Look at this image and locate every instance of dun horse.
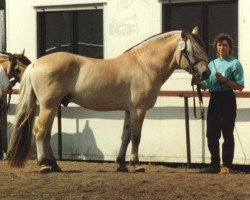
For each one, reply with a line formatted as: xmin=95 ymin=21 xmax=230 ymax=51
xmin=0 ymin=51 xmax=31 ymax=110
xmin=0 ymin=50 xmax=31 ymax=85
xmin=8 ymin=27 xmax=210 ymax=173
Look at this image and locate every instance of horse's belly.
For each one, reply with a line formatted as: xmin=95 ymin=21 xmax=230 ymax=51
xmin=73 ymin=93 xmax=128 ymax=111
xmin=77 ymin=101 xmax=127 ymax=111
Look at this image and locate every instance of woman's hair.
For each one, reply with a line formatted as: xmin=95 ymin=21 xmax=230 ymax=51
xmin=213 ymin=33 xmax=234 ymax=55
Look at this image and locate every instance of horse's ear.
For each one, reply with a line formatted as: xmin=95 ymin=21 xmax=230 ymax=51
xmin=181 ymin=30 xmax=188 ymax=41
xmin=21 ymin=49 xmax=25 ymax=55
xmin=192 ymin=26 xmax=199 ymax=35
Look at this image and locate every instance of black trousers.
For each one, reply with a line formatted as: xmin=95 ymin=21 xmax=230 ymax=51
xmin=207 ymin=90 xmax=236 ymax=168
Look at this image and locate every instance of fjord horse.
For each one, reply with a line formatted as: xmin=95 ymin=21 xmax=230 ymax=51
xmin=0 ymin=50 xmax=31 ymax=85
xmin=0 ymin=51 xmax=31 ymax=109
xmin=8 ymin=27 xmax=210 ymax=173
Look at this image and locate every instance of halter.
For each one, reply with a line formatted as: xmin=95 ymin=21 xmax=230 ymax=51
xmin=178 ymin=38 xmax=205 ymax=120
xmin=178 ymin=39 xmax=204 ymax=77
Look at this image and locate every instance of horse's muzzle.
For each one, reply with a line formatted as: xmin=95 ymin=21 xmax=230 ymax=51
xmin=200 ymin=68 xmax=211 ymax=81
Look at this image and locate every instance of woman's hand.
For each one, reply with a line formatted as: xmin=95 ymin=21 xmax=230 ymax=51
xmin=215 ymin=72 xmax=228 ymax=83
xmin=7 ymin=80 xmax=17 ymax=89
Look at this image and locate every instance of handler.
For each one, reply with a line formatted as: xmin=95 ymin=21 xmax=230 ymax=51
xmin=0 ymin=63 xmax=9 ymax=159
xmin=200 ymin=33 xmax=244 ymax=174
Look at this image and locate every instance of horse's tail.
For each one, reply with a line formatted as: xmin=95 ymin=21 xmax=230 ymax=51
xmin=7 ymin=64 xmax=37 ymax=167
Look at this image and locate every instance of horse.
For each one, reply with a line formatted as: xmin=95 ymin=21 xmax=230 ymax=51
xmin=0 ymin=50 xmax=31 ymax=84
xmin=0 ymin=50 xmax=31 ymax=110
xmin=7 ymin=27 xmax=210 ymax=173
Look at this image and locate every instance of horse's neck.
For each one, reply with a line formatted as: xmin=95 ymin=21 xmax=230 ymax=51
xmin=0 ymin=57 xmax=9 ymax=63
xmin=129 ymin=37 xmax=179 ymax=84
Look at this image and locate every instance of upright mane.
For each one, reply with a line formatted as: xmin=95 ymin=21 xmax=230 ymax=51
xmin=13 ymin=54 xmax=32 ymax=66
xmin=125 ymin=30 xmax=208 ymax=64
xmin=0 ymin=52 xmax=31 ymax=67
xmin=125 ymin=31 xmax=181 ymax=52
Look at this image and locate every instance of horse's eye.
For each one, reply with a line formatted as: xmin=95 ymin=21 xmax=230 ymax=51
xmin=14 ymin=68 xmax=20 ymax=73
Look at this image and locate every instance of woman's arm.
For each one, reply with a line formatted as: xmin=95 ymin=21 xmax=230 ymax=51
xmin=216 ymin=72 xmax=244 ymax=91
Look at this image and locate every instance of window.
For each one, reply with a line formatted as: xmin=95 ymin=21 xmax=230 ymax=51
xmin=37 ymin=8 xmax=103 ymax=58
xmin=0 ymin=0 xmax=5 ymax=10
xmin=162 ymin=0 xmax=238 ymax=60
xmin=0 ymin=0 xmax=5 ymax=51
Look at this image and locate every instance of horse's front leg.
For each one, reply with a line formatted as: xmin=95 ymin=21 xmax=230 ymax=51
xmin=34 ymin=107 xmax=61 ymax=173
xmin=129 ymin=109 xmax=146 ymax=172
xmin=116 ymin=111 xmax=131 ymax=172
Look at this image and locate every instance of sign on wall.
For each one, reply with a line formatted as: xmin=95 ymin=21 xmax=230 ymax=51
xmin=109 ymin=0 xmax=151 ymax=36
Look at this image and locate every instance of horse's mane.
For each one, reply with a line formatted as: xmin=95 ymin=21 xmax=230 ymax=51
xmin=188 ymin=33 xmax=208 ymax=62
xmin=13 ymin=54 xmax=32 ymax=66
xmin=0 ymin=52 xmax=31 ymax=67
xmin=125 ymin=31 xmax=181 ymax=52
xmin=125 ymin=30 xmax=208 ymax=63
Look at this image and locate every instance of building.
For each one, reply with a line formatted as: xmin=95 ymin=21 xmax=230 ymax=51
xmin=4 ymin=0 xmax=250 ymax=165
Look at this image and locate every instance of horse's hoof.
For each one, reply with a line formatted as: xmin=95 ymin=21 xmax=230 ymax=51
xmin=117 ymin=165 xmax=129 ymax=172
xmin=134 ymin=166 xmax=145 ymax=173
xmin=51 ymin=165 xmax=62 ymax=172
xmin=39 ymin=166 xmax=52 ymax=174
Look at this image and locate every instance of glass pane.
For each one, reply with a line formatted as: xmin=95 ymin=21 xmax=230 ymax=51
xmin=77 ymin=10 xmax=103 ymax=58
xmin=44 ymin=11 xmax=73 ymax=55
xmin=163 ymin=4 xmax=203 ymax=37
xmin=207 ymin=2 xmax=238 ymax=60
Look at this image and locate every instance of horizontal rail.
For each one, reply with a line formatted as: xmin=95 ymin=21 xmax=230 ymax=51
xmin=158 ymin=90 xmax=250 ymax=98
xmin=2 ymin=89 xmax=19 ymax=95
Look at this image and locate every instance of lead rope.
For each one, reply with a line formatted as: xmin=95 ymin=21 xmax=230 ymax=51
xmin=234 ymin=125 xmax=246 ymax=165
xmin=6 ymin=87 xmax=12 ymax=112
xmin=191 ymin=76 xmax=204 ymax=120
xmin=178 ymin=40 xmax=204 ymax=120
xmin=6 ymin=78 xmax=18 ymax=112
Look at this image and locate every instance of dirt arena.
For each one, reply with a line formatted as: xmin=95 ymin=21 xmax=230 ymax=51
xmin=0 ymin=160 xmax=250 ymax=200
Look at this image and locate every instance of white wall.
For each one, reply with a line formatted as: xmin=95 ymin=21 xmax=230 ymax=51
xmin=5 ymin=0 xmax=250 ymax=165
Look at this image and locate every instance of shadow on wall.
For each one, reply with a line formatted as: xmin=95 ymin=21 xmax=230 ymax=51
xmin=59 ymin=106 xmax=250 ymax=122
xmin=48 ymin=120 xmax=104 ymax=160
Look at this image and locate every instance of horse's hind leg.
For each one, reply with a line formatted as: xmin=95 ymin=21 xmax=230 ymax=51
xmin=116 ymin=111 xmax=131 ymax=172
xmin=34 ymin=106 xmax=60 ymax=173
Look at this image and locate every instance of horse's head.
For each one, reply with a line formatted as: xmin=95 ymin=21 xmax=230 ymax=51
xmin=3 ymin=49 xmax=31 ymax=82
xmin=176 ymin=27 xmax=210 ymax=81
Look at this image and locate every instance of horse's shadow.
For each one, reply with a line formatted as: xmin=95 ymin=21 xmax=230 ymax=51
xmin=30 ymin=120 xmax=104 ymax=161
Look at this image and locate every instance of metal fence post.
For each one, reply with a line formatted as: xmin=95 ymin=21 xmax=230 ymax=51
xmin=57 ymin=106 xmax=62 ymax=160
xmin=184 ymin=97 xmax=191 ymax=168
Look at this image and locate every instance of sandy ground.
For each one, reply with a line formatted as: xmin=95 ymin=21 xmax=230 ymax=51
xmin=0 ymin=160 xmax=250 ymax=200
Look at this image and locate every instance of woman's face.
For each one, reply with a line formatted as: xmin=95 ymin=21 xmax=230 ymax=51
xmin=216 ymin=39 xmax=231 ymax=58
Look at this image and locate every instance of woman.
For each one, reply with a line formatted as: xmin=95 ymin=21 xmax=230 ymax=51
xmin=0 ymin=64 xmax=10 ymax=159
xmin=0 ymin=61 xmax=16 ymax=159
xmin=201 ymin=33 xmax=244 ymax=174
